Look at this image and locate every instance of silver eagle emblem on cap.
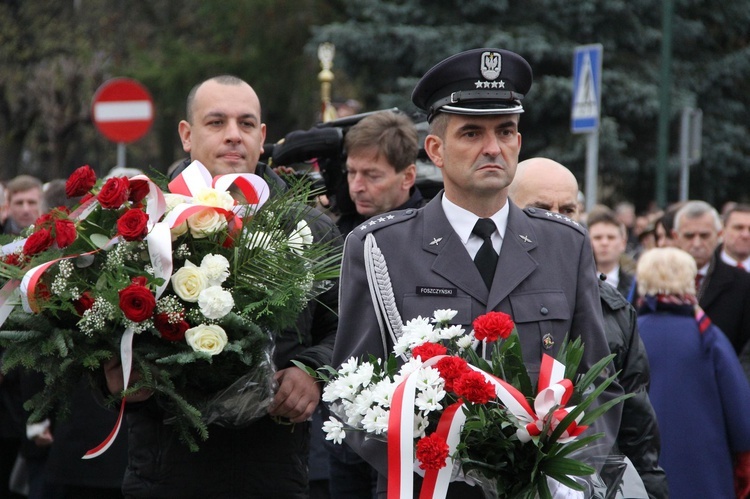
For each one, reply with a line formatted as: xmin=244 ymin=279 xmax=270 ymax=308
xmin=480 ymin=52 xmax=501 ymax=80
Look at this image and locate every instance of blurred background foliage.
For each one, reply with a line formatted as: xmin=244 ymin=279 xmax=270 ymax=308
xmin=1 ymin=0 xmax=748 ymax=211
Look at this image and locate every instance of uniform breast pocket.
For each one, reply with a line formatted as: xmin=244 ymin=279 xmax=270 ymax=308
xmin=401 ymin=293 xmax=473 ymax=327
xmin=508 ymin=290 xmax=571 ymax=362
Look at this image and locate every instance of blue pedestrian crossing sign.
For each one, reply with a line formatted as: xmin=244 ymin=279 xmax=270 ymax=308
xmin=571 ymin=44 xmax=603 ymax=133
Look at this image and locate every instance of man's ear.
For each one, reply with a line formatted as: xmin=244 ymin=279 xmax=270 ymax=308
xmin=178 ymin=120 xmax=192 ymax=153
xmin=424 ymin=134 xmax=444 ymax=169
xmin=402 ymin=164 xmax=417 ymax=189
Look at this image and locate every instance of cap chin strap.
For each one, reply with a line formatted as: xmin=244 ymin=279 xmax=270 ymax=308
xmin=428 ymin=102 xmax=524 ymax=122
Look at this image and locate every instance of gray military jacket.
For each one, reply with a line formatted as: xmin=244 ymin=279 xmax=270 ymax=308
xmin=333 ymin=193 xmax=623 ymax=495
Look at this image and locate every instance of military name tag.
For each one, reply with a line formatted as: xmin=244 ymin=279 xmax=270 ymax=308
xmin=416 ymin=286 xmax=457 ymax=297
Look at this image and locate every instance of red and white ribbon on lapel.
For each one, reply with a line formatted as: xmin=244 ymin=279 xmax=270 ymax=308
xmin=386 ymin=353 xmax=585 ymax=499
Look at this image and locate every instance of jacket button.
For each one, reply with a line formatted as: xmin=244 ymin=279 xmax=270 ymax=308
xmin=540 ymin=306 xmax=549 ymax=315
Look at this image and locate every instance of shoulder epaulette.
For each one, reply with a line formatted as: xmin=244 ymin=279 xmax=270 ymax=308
xmin=350 ymin=208 xmax=419 ymax=239
xmin=523 ymin=207 xmax=586 ymax=233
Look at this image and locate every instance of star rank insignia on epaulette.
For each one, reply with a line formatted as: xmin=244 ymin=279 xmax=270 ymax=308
xmin=353 ymin=208 xmax=419 ymax=238
xmin=523 ymin=207 xmax=584 ymax=232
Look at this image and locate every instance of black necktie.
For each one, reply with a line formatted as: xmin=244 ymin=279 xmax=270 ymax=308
xmin=472 ymin=218 xmax=498 ymax=289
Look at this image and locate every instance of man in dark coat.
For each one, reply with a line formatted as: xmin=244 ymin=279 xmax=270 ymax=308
xmin=673 ymin=200 xmax=750 ymax=376
xmin=104 ymin=75 xmax=342 ymax=498
xmin=333 ymin=48 xmax=622 ymax=498
xmin=510 ymin=157 xmax=667 ymax=498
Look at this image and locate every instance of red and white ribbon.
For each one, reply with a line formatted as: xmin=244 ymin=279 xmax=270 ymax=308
xmin=386 ymin=353 xmax=585 ymax=499
xmin=83 ymin=327 xmax=135 ymax=459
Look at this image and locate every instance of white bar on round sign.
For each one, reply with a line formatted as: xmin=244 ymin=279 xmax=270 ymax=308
xmin=94 ymin=101 xmax=153 ymax=122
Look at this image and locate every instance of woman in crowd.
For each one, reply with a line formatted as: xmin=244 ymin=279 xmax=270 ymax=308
xmin=636 ymin=247 xmax=750 ymax=498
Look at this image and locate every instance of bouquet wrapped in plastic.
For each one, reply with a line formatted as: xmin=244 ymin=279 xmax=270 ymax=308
xmin=0 ymin=161 xmax=340 ymax=453
xmin=304 ymin=309 xmax=629 ymax=499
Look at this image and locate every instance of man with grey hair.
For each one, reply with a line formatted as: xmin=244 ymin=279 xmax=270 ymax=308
xmin=673 ymin=200 xmax=750 ymax=367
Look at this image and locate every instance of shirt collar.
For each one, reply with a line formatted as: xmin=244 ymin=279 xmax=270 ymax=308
xmin=441 ymin=194 xmax=509 ymax=244
xmin=721 ymin=249 xmax=750 ymax=269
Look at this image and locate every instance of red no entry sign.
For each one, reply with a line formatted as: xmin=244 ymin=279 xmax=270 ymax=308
xmin=92 ymin=78 xmax=154 ymax=143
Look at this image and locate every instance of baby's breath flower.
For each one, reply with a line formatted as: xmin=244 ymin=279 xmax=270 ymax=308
xmin=175 ymin=244 xmax=191 ymax=259
xmin=79 ymin=298 xmax=117 ymax=336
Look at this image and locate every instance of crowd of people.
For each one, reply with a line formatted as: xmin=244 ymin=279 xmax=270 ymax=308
xmin=1 ymin=46 xmax=750 ymax=499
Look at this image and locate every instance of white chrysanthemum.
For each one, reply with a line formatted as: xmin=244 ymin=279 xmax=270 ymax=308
xmin=349 ymin=362 xmax=375 ymax=388
xmin=339 ymin=357 xmax=360 ymax=376
xmin=414 ymin=385 xmax=446 ymax=413
xmin=414 ymin=413 xmax=430 ymax=439
xmin=200 ymin=254 xmax=230 ymax=286
xmin=456 ymin=335 xmax=474 ymax=352
xmin=414 ymin=367 xmax=443 ymax=391
xmin=322 ymin=417 xmax=346 ymax=444
xmin=288 ymin=220 xmax=313 ymax=255
xmin=351 ymin=388 xmax=375 ymax=416
xmin=197 ymin=286 xmax=234 ymax=319
xmin=438 ymin=324 xmax=466 ymax=340
xmin=323 ymin=375 xmax=358 ymax=402
xmin=402 ymin=316 xmax=440 ymax=345
xmin=193 ymin=187 xmax=235 ymax=211
xmin=370 ymin=379 xmax=396 ymax=408
xmin=361 ymin=405 xmax=389 ymax=435
xmin=432 ymin=309 xmax=458 ymax=323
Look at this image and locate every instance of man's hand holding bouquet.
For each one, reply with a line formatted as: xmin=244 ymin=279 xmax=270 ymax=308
xmin=0 ymin=161 xmax=340 ymax=454
xmin=302 ymin=310 xmax=628 ymax=499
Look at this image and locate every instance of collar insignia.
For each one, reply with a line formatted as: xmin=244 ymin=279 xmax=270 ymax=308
xmin=430 ymin=237 xmax=443 ymax=246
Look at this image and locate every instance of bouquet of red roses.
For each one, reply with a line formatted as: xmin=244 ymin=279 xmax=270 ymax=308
xmin=0 ymin=162 xmax=340 ymax=453
xmin=307 ymin=310 xmax=626 ymax=499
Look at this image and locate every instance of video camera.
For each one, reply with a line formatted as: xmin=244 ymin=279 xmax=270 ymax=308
xmin=263 ymin=108 xmax=401 ymax=200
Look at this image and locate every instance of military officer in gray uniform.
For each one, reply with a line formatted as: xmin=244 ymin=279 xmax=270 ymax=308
xmin=333 ymin=48 xmax=623 ymax=498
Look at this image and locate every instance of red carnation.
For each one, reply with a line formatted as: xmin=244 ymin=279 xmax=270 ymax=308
xmin=472 ymin=311 xmax=515 ymax=343
xmin=117 ymin=208 xmax=149 ymax=241
xmin=453 ymin=371 xmax=496 ymax=405
xmin=128 ymin=178 xmax=150 ymax=204
xmin=23 ymin=228 xmax=54 ymax=256
xmin=66 ymin=165 xmax=97 ymax=198
xmin=118 ymin=282 xmax=155 ymax=322
xmin=154 ymin=313 xmax=189 ymax=342
xmin=411 ymin=342 xmax=447 ymax=361
xmin=97 ymin=176 xmax=130 ymax=209
xmin=436 ymin=356 xmax=471 ymax=392
xmin=415 ymin=433 xmax=450 ymax=471
xmin=54 ymin=219 xmax=77 ymax=248
xmin=73 ymin=291 xmax=95 ymax=316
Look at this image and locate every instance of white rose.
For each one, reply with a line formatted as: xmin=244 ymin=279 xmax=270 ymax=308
xmin=170 ymin=221 xmax=189 ymax=240
xmin=193 ymin=187 xmax=235 ymax=211
xmin=198 ymin=286 xmax=234 ymax=319
xmin=287 ymin=220 xmax=313 ymax=255
xmin=200 ymin=254 xmax=230 ymax=286
xmin=188 ymin=208 xmax=227 ymax=238
xmin=185 ymin=324 xmax=228 ymax=356
xmin=164 ymin=193 xmax=188 ymax=210
xmin=170 ymin=261 xmax=208 ymax=302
